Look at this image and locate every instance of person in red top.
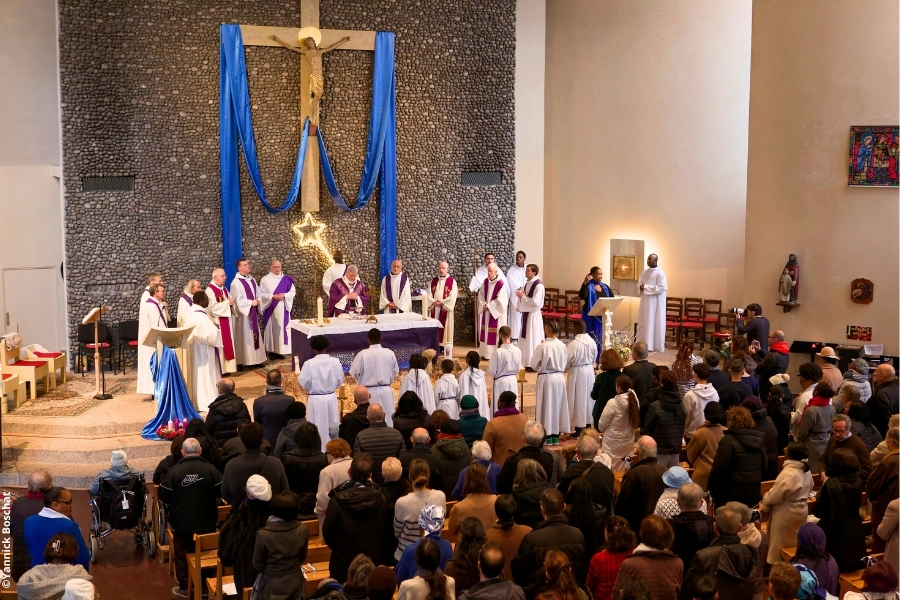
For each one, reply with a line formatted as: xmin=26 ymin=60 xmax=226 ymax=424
xmin=586 ymin=516 xmax=637 ymax=600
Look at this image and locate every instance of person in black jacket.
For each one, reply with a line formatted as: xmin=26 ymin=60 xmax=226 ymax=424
xmin=496 ymin=422 xmax=559 ymax=494
xmin=766 ymin=383 xmax=793 ymax=453
xmin=704 ymin=351 xmax=731 ymax=391
xmin=184 ymin=419 xmax=222 ymax=470
xmin=708 ymin=407 xmax=767 ymax=508
xmin=751 ymin=330 xmax=790 ymax=400
xmin=511 ymin=488 xmax=586 ymax=587
xmin=222 ymin=422 xmax=288 ymax=509
xmin=742 ymin=396 xmax=779 ymax=479
xmin=622 ymin=342 xmax=657 ymax=403
xmin=273 ymin=401 xmax=307 ymax=459
xmin=556 ymin=434 xmax=614 ymax=518
xmin=158 ymin=437 xmax=223 ymax=597
xmin=153 ymin=436 xmax=184 ymax=485
xmin=614 ymin=436 xmax=667 ymax=539
xmin=283 ymin=422 xmax=328 ymax=516
xmin=399 ymin=427 xmax=443 ymax=490
xmin=639 ymin=365 xmax=669 ymax=428
xmin=339 ymin=386 xmax=371 ymax=448
xmin=205 ymin=378 xmax=251 ymax=446
xmin=642 ymin=370 xmax=687 ymax=468
xmin=735 ymin=303 xmax=771 ymax=353
xmin=253 ymin=370 xmax=295 ymax=447
xmin=353 ymin=404 xmax=405 ymax=484
xmin=322 ymin=452 xmax=389 ymax=582
xmin=683 ymin=505 xmax=759 ymax=600
xmin=218 ymin=475 xmax=271 ymax=594
xmin=668 ymin=482 xmax=716 ymax=577
xmin=393 ymin=391 xmax=437 ymax=450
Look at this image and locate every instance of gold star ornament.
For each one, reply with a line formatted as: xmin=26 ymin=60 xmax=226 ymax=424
xmin=291 ymin=212 xmax=334 ymax=264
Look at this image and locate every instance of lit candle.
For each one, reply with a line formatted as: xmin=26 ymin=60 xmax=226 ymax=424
xmin=338 ymin=384 xmax=346 ymax=399
xmin=517 ymin=367 xmax=526 ymax=383
xmin=316 ymin=297 xmax=324 ymax=326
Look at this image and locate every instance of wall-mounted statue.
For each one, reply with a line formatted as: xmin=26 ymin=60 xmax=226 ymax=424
xmin=782 ymin=254 xmax=799 ymax=304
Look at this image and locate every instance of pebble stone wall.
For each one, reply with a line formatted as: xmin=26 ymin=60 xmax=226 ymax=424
xmin=58 ymin=0 xmax=515 ymax=353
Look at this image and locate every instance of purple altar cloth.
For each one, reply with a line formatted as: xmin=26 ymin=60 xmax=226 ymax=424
xmin=291 ymin=324 xmax=440 ymax=372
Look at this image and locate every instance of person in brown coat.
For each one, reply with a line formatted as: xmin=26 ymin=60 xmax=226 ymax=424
xmin=614 ymin=436 xmax=667 ymax=539
xmin=866 ymin=427 xmax=899 ymax=553
xmin=446 ymin=463 xmax=497 ymax=543
xmin=485 ymin=495 xmax=531 ymax=581
xmin=817 ymin=414 xmax=873 ymax=481
xmin=481 ymin=391 xmax=529 ymax=467
xmin=686 ymin=402 xmax=726 ymax=491
xmin=611 ymin=515 xmax=683 ymax=600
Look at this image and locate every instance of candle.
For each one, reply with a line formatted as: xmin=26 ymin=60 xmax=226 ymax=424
xmin=338 ymin=384 xmax=346 ymax=399
xmin=421 ymin=290 xmax=429 ymax=320
xmin=168 ymin=420 xmax=173 ymax=430
xmin=517 ymin=367 xmax=526 ymax=383
xmin=316 ymin=297 xmax=324 ymax=326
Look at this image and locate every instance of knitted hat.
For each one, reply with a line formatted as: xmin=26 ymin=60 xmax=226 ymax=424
xmin=459 ymin=395 xmax=479 ymax=410
xmin=662 ymin=466 xmax=692 ymax=489
xmin=246 ymin=475 xmax=272 ymax=502
xmin=62 ymin=579 xmax=95 ymax=600
xmin=440 ymin=419 xmax=461 ymax=435
xmin=418 ymin=503 xmax=445 ymax=534
xmin=851 ymin=358 xmax=870 ymax=376
xmin=741 ymin=396 xmax=763 ymax=411
xmin=111 ymin=450 xmax=128 ymax=467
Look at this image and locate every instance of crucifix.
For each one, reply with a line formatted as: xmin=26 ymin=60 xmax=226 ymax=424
xmin=239 ymin=0 xmax=376 ymax=212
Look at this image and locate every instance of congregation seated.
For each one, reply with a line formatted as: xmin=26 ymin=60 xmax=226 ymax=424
xmin=393 ymin=391 xmax=437 ymax=450
xmin=273 ymin=401 xmax=307 ymax=458
xmin=11 ymin=469 xmax=53 ymax=581
xmin=282 ymin=421 xmax=328 ymax=511
xmin=89 ymin=450 xmax=136 ymax=496
xmin=218 ymin=475 xmax=272 ymax=594
xmin=24 ymin=487 xmax=90 ymax=573
xmin=205 ymin=378 xmax=251 ymax=445
xmin=16 ymin=533 xmax=93 ymax=600
xmin=221 ymin=422 xmax=288 ymax=509
xmin=654 ymin=466 xmax=707 ymax=518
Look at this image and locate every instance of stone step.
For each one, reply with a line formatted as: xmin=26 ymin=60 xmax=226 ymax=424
xmin=0 ymin=456 xmax=163 ymax=490
xmin=1 ymin=416 xmax=149 ymax=438
xmin=2 ymin=434 xmax=170 ymax=465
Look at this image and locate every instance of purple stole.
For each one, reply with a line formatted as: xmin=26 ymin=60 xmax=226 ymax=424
xmin=430 ymin=276 xmax=455 ymax=328
xmin=146 ymin=298 xmax=167 ymax=326
xmin=479 ymin=277 xmax=505 ymax=346
xmin=262 ymin=275 xmax=295 ymax=345
xmin=383 ymin=273 xmax=408 ymax=313
xmin=236 ymin=277 xmax=261 ymax=350
xmin=208 ymin=283 xmax=235 ymax=361
xmin=329 ymin=279 xmax=366 ymax=316
xmin=520 ymin=278 xmax=542 ymax=339
xmin=180 ymin=293 xmax=193 ymax=306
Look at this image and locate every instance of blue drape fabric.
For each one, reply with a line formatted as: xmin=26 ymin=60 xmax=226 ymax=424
xmin=142 ymin=346 xmax=202 ymax=441
xmin=219 ymin=25 xmax=397 ymax=281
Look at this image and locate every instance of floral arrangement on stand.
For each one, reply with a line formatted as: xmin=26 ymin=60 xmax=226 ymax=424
xmin=712 ymin=339 xmax=733 ymax=361
xmin=156 ymin=418 xmax=188 ymax=440
xmin=611 ymin=325 xmax=638 ymax=363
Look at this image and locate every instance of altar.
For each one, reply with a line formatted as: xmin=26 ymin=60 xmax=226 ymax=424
xmin=289 ymin=313 xmax=442 ymax=372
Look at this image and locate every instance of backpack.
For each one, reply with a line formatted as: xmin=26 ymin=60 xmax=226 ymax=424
xmin=102 ymin=476 xmax=143 ymax=529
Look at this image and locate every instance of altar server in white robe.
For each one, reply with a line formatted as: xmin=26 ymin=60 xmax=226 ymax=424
xmin=349 ymin=328 xmax=399 ymax=427
xmin=429 ymin=262 xmax=458 ymax=351
xmin=177 ymin=279 xmax=201 ymax=327
xmin=231 ymin=258 xmax=267 ymax=367
xmin=321 ymin=251 xmax=348 ymax=295
xmin=531 ymin=321 xmax=570 ymax=444
xmin=299 ymin=335 xmax=344 ymax=451
xmin=399 ymin=353 xmax=435 ymax=412
xmin=468 ymin=253 xmax=508 ymax=344
xmin=379 ymin=259 xmax=412 ymax=314
xmin=637 ymin=254 xmax=668 ymax=353
xmin=516 ymin=264 xmax=545 ymax=369
xmin=506 ymin=251 xmax=527 ymax=343
xmin=566 ymin=319 xmax=597 ymax=430
xmin=458 ymin=351 xmax=490 ymax=419
xmin=486 ymin=326 xmax=522 ymax=414
xmin=137 ymin=283 xmax=169 ymax=397
xmin=187 ymin=292 xmax=222 ymax=412
xmin=206 ymin=268 xmax=237 ymax=374
xmin=259 ymin=260 xmax=296 ymax=357
xmin=477 ymin=264 xmax=509 ymax=361
xmin=140 ymin=272 xmax=162 ymax=304
xmin=433 ymin=359 xmax=460 ymax=419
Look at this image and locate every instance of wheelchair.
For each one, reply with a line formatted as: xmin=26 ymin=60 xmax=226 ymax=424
xmin=88 ymin=473 xmax=156 ymax=562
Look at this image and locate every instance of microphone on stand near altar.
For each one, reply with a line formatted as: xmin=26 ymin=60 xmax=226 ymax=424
xmin=95 ymin=300 xmax=113 ymax=400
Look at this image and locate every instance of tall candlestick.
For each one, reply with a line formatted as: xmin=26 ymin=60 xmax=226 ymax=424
xmin=316 ymin=297 xmax=324 ymax=326
xmin=420 ymin=291 xmax=429 ymax=320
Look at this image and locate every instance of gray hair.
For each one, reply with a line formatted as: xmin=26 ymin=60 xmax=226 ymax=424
xmin=833 ymin=413 xmax=851 ymax=428
xmin=632 ymin=342 xmax=649 ymax=360
xmin=523 ymin=421 xmax=546 ymax=447
xmin=887 ymin=427 xmax=899 ymax=447
xmin=472 ymin=440 xmax=492 ymax=461
xmin=27 ymin=470 xmax=53 ymax=493
xmin=182 ymin=438 xmax=201 ymax=455
xmin=576 ymin=435 xmax=599 ymax=460
xmin=676 ymin=483 xmax=704 ymax=510
xmin=725 ymin=501 xmax=753 ymax=526
xmin=637 ymin=435 xmax=658 ymax=460
xmin=411 ymin=427 xmax=430 ymax=445
xmin=715 ymin=505 xmax=743 ymax=535
xmin=346 ymin=264 xmax=359 ymax=274
xmin=366 ymin=404 xmax=385 ymax=423
xmin=513 ymin=458 xmax=547 ymax=490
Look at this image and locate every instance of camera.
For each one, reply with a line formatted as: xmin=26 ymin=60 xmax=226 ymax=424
xmin=729 ymin=308 xmax=745 ymax=315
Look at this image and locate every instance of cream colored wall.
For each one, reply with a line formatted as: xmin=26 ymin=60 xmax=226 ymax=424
xmin=543 ymin=0 xmax=752 ymax=329
xmin=745 ymin=0 xmax=900 ymax=358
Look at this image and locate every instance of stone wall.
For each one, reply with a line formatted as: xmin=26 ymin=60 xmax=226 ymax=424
xmin=58 ymin=0 xmax=515 ymax=350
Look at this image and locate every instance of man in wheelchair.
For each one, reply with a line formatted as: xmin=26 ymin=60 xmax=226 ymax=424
xmin=88 ymin=450 xmax=153 ymax=562
xmin=89 ymin=450 xmax=135 ymax=495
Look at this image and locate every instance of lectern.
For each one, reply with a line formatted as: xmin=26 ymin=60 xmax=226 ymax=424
xmin=81 ymin=306 xmax=110 ymax=399
xmin=588 ymin=296 xmax=625 ymax=350
xmin=141 ymin=325 xmax=195 ymax=398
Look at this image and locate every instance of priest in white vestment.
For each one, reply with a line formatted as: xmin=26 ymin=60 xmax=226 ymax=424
xmin=506 ymin=252 xmax=527 ymax=342
xmin=137 ymin=283 xmax=169 ymax=397
xmin=321 ymin=251 xmax=348 ymax=295
xmin=299 ymin=335 xmax=344 ymax=452
xmin=231 ymin=259 xmax=267 ymax=367
xmin=566 ymin=319 xmax=597 ymax=430
xmin=187 ymin=292 xmax=222 ymax=412
xmin=531 ymin=321 xmax=570 ymax=443
xmin=140 ymin=272 xmax=162 ymax=304
xmin=477 ymin=264 xmax=508 ymax=361
xmin=637 ymin=254 xmax=668 ymax=353
xmin=433 ymin=359 xmax=460 ymax=419
xmin=259 ymin=260 xmax=296 ymax=357
xmin=468 ymin=253 xmax=508 ymax=344
xmin=429 ymin=262 xmax=458 ymax=351
xmin=486 ymin=325 xmax=522 ymax=414
xmin=206 ymin=268 xmax=237 ymax=374
xmin=177 ymin=279 xmax=201 ymax=327
xmin=349 ymin=328 xmax=399 ymax=426
xmin=379 ymin=259 xmax=412 ymax=314
xmin=457 ymin=351 xmax=489 ymax=419
xmin=399 ymin=354 xmax=435 ymax=412
xmin=516 ymin=264 xmax=545 ymax=369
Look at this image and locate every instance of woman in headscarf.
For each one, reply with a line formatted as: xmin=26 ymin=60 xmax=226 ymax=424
xmin=790 ymin=523 xmax=839 ymax=597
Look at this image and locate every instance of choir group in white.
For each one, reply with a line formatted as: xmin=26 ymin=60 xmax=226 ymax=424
xmin=133 ymin=251 xmax=667 ymax=448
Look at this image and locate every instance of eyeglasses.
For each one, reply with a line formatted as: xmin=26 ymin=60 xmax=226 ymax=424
xmin=830 ymin=429 xmax=847 ymax=435
xmin=55 ymin=499 xmax=73 ymax=506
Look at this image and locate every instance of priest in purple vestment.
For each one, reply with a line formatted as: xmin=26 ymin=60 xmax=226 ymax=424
xmin=327 ymin=264 xmax=370 ymax=317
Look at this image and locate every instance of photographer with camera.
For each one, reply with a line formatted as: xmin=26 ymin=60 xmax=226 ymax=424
xmin=734 ymin=303 xmax=771 ymax=353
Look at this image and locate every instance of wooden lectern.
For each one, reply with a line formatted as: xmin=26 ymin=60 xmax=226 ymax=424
xmin=588 ymin=296 xmax=625 ymax=350
xmin=141 ymin=325 xmax=195 ymax=398
xmin=81 ymin=306 xmax=110 ymax=399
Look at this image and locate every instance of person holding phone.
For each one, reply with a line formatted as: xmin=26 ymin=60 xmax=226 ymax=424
xmin=735 ymin=303 xmax=771 ymax=353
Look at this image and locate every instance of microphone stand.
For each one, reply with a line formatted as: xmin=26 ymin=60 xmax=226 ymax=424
xmin=94 ymin=300 xmax=112 ymax=400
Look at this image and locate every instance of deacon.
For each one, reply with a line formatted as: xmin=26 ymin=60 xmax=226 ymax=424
xmin=579 ymin=266 xmax=611 ymax=362
xmin=206 ymin=268 xmax=237 ymax=374
xmin=187 ymin=292 xmax=222 ymax=412
xmin=531 ymin=321 xmax=570 ymax=446
xmin=516 ymin=264 xmax=545 ymax=368
xmin=477 ymin=263 xmax=509 ymax=360
xmin=259 ymin=260 xmax=296 ymax=358
xmin=328 ymin=264 xmax=370 ymax=317
xmin=140 ymin=272 xmax=162 ymax=303
xmin=299 ymin=335 xmax=344 ymax=452
xmin=379 ymin=259 xmax=412 ymax=314
xmin=486 ymin=326 xmax=522 ymax=414
xmin=231 ymin=258 xmax=267 ymax=367
xmin=506 ymin=251 xmax=528 ymax=342
xmin=566 ymin=319 xmax=597 ymax=431
xmin=429 ymin=261 xmax=458 ymax=352
xmin=177 ymin=279 xmax=201 ymax=327
xmin=349 ymin=329 xmax=399 ymax=426
xmin=322 ymin=250 xmax=348 ymax=295
xmin=136 ymin=282 xmax=169 ymax=400
xmin=637 ymin=254 xmax=668 ymax=353
xmin=468 ymin=253 xmax=508 ymax=342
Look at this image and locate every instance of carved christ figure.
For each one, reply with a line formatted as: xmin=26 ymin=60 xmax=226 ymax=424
xmin=271 ymin=31 xmax=350 ymax=128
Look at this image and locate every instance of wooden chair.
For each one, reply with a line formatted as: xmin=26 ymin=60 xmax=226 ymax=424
xmin=1 ymin=373 xmax=24 ymax=410
xmin=23 ymin=345 xmax=66 ymax=389
xmin=681 ymin=303 xmax=705 ymax=349
xmin=302 ymin=519 xmax=319 ymax=538
xmin=304 ymin=562 xmax=332 ymax=596
xmin=665 ymin=297 xmax=684 ymax=346
xmin=564 ymin=290 xmax=582 ymax=337
xmin=542 ymin=287 xmax=559 ymax=312
xmin=541 ymin=288 xmax=566 ymax=335
xmin=206 ymin=574 xmax=251 ymax=600
xmin=187 ymin=531 xmax=220 ymax=600
xmin=0 ymin=341 xmax=49 ymax=400
xmin=702 ymin=299 xmax=722 ymax=343
xmin=148 ymin=484 xmax=170 ymax=565
xmin=217 ymin=504 xmax=231 ymax=525
xmin=167 ymin=525 xmax=176 ymax=575
xmin=710 ymin=314 xmax=735 ymax=348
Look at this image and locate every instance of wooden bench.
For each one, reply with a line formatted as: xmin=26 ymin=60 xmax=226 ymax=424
xmin=206 ymin=575 xmax=251 ymax=600
xmin=188 ymin=532 xmax=220 ymax=600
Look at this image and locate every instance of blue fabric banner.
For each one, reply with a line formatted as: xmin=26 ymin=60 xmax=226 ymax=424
xmin=141 ymin=346 xmax=202 ymax=441
xmin=219 ymin=25 xmax=398 ymax=281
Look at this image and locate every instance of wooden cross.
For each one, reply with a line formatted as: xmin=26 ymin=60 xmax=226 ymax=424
xmin=240 ymin=0 xmax=376 ymax=212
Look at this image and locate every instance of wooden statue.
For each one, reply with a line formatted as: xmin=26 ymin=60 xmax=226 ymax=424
xmin=783 ymin=254 xmax=799 ymax=304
